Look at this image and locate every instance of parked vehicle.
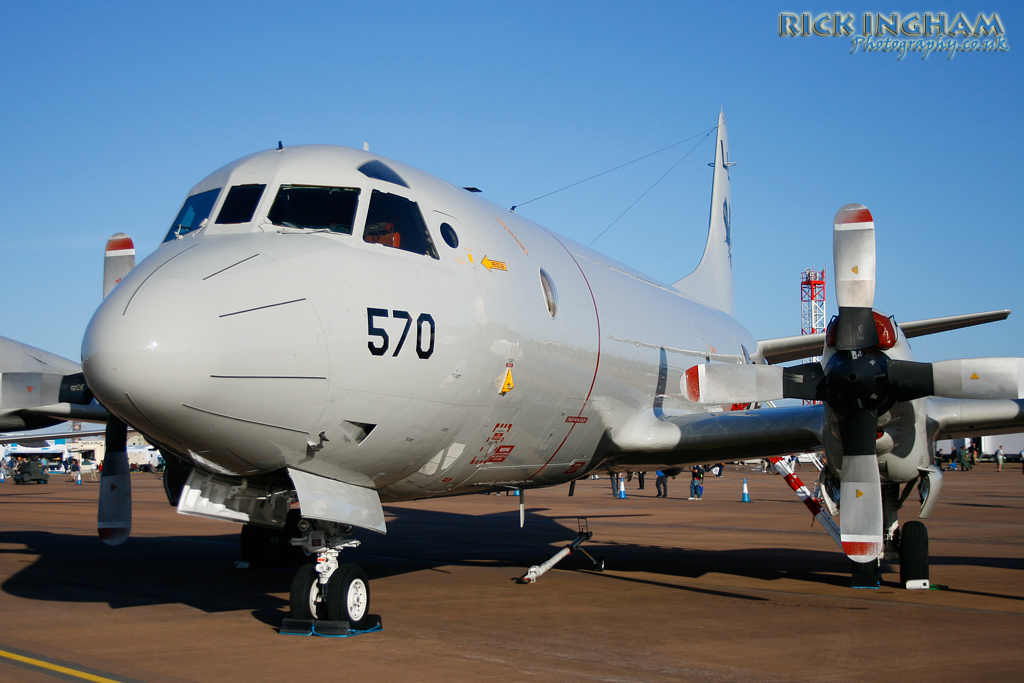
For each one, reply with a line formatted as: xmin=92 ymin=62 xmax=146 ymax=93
xmin=13 ymin=459 xmax=49 ymax=484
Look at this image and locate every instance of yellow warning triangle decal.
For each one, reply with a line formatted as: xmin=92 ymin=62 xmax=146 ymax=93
xmin=500 ymin=369 xmax=515 ymax=395
xmin=851 ymin=266 xmax=859 ymax=274
xmin=969 ymin=372 xmax=979 ymax=380
xmin=856 ymin=489 xmax=864 ymax=498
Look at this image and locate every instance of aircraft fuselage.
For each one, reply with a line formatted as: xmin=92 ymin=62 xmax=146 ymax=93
xmin=82 ymin=145 xmax=754 ymax=502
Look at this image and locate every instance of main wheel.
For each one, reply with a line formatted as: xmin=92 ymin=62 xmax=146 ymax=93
xmin=899 ymin=520 xmax=929 ymax=587
xmin=289 ymin=562 xmax=323 ymax=620
xmin=325 ymin=563 xmax=371 ymax=628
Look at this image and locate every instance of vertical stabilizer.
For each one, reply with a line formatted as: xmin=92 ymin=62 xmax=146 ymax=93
xmin=673 ymin=111 xmax=734 ymax=315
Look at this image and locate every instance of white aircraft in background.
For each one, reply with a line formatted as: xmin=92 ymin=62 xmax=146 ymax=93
xmin=1 ymin=112 xmax=1021 ymax=629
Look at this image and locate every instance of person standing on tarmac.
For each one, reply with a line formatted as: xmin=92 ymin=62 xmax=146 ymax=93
xmin=995 ymin=445 xmax=1004 ymax=472
xmin=655 ymin=470 xmax=668 ymax=498
xmin=958 ymin=446 xmax=971 ymax=471
xmin=689 ymin=465 xmax=704 ymax=500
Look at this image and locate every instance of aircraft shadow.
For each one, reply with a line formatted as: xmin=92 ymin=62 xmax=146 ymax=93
xmin=3 ymin=504 xmax=1022 ymax=614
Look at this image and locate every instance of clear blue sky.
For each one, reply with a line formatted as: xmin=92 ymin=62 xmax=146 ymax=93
xmin=2 ymin=1 xmax=1021 ymax=365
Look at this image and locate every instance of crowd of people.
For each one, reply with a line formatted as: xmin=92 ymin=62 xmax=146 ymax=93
xmin=935 ymin=445 xmax=1024 ymax=473
xmin=591 ymin=446 xmax=1022 ymax=501
xmin=599 ymin=463 xmax=726 ymax=500
xmin=0 ymin=454 xmax=100 ymax=483
xmin=1 ymin=449 xmax=165 ymax=484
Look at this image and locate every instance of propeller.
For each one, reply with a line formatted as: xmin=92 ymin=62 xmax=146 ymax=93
xmin=95 ymin=233 xmax=136 ymax=544
xmin=683 ymin=204 xmax=1023 ymax=564
xmin=97 ymin=414 xmax=131 ymax=544
xmin=817 ymin=204 xmax=883 ymax=561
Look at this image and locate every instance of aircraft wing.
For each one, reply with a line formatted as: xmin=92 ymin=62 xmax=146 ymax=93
xmin=1 ymin=335 xmax=110 ymax=432
xmin=757 ymin=309 xmax=1011 ymax=364
xmin=0 ymin=428 xmax=108 ymax=446
xmin=603 ymin=404 xmax=823 ymax=469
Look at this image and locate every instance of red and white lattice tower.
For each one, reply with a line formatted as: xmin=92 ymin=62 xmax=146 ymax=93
xmin=800 ymin=267 xmax=826 ymax=403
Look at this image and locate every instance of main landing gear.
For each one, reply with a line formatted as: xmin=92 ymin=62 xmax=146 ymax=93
xmin=852 ymin=483 xmax=930 ymax=589
xmin=851 ymin=520 xmax=929 ymax=589
xmin=898 ymin=520 xmax=929 ymax=589
xmin=286 ymin=519 xmax=380 ymax=631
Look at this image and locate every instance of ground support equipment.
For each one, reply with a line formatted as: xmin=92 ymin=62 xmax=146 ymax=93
xmin=518 ymin=518 xmax=604 ymax=583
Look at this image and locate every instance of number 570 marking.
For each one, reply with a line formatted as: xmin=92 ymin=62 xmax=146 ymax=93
xmin=367 ymin=308 xmax=435 ymax=359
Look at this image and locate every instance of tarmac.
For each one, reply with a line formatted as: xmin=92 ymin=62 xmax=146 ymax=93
xmin=0 ymin=463 xmax=1021 ymax=682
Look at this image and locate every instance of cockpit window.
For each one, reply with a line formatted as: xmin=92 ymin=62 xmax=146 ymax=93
xmin=267 ymin=185 xmax=361 ymax=234
xmin=164 ymin=188 xmax=220 ymax=242
xmin=216 ymin=184 xmax=266 ymax=224
xmin=362 ymin=190 xmax=438 ymax=259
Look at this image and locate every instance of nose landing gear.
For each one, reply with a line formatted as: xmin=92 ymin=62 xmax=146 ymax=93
xmin=282 ymin=520 xmax=381 ymax=636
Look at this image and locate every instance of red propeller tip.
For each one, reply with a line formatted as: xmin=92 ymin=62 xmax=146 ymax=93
xmin=842 ymin=540 xmax=882 ymax=562
xmin=684 ymin=366 xmax=701 ymax=402
xmin=835 ymin=204 xmax=873 ymax=225
xmin=105 ymin=234 xmax=135 ymax=256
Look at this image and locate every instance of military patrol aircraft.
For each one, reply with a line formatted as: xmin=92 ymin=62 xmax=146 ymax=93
xmin=2 ymin=112 xmax=1022 ymax=628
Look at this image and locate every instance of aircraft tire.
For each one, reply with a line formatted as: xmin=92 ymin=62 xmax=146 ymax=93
xmin=289 ymin=562 xmax=322 ymax=620
xmin=325 ymin=563 xmax=371 ymax=628
xmin=899 ymin=521 xmax=929 ymax=587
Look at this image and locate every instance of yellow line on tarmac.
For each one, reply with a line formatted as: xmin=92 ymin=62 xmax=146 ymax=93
xmin=0 ymin=647 xmax=123 ymax=683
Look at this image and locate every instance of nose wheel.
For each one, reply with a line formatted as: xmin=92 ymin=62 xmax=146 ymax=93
xmin=283 ymin=520 xmax=381 ymax=635
xmin=289 ymin=562 xmax=324 ymax=620
xmin=326 ymin=564 xmax=370 ymax=626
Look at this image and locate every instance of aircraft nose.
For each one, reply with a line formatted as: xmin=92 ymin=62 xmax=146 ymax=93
xmin=82 ymin=240 xmax=330 ymax=474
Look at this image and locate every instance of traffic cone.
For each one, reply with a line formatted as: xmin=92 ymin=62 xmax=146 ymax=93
xmin=76 ymin=472 xmax=82 ymax=485
xmin=0 ymin=468 xmax=5 ymax=484
xmin=741 ymin=478 xmax=751 ymax=502
xmin=617 ymin=477 xmax=627 ymax=499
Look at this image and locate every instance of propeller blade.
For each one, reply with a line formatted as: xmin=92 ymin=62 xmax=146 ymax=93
xmin=103 ymin=233 xmax=136 ymax=299
xmin=832 ymin=204 xmax=878 ymax=350
xmin=886 ymin=357 xmax=1024 ymax=402
xmin=929 ymin=358 xmax=1024 ymax=400
xmin=683 ymin=363 xmax=825 ymax=404
xmin=683 ymin=364 xmax=781 ymax=404
xmin=98 ymin=415 xmax=132 ymax=545
xmin=837 ymin=409 xmax=883 ymax=562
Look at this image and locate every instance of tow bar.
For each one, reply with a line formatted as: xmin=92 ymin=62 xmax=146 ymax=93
xmin=518 ymin=518 xmax=604 ymax=583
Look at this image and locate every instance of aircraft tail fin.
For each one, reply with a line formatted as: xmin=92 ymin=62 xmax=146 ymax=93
xmin=672 ymin=111 xmax=734 ymax=315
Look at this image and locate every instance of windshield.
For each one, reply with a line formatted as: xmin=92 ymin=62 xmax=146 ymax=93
xmin=267 ymin=185 xmax=360 ymax=234
xmin=216 ymin=184 xmax=266 ymax=224
xmin=164 ymin=188 xmax=221 ymax=242
xmin=362 ymin=190 xmax=438 ymax=258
